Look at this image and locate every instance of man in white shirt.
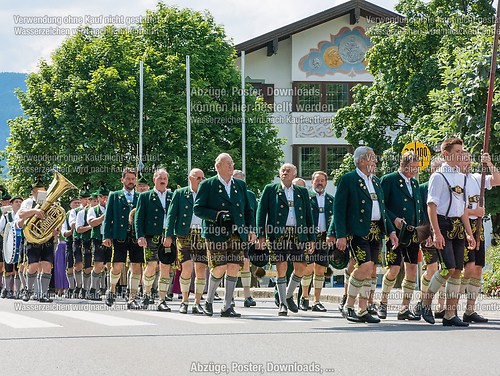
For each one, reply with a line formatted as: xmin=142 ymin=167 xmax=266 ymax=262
xmin=459 ymin=151 xmax=500 ymax=323
xmin=422 ymin=138 xmax=476 ymax=327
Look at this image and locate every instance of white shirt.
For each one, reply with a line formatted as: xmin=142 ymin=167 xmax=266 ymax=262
xmin=399 ymin=171 xmax=413 ymax=196
xmin=14 ymin=197 xmax=35 ymax=228
xmin=154 ymin=188 xmax=168 ymax=228
xmin=218 ymin=175 xmax=233 ymax=198
xmin=427 ymin=163 xmax=468 ymax=218
xmin=76 ymin=207 xmax=91 ymax=233
xmin=123 ymin=189 xmax=135 ymax=203
xmin=68 ymin=206 xmax=80 ymax=227
xmin=190 ymin=189 xmax=202 ymax=229
xmin=87 ymin=205 xmax=106 ymax=235
xmin=466 ymin=172 xmax=492 ymax=220
xmin=356 ymin=168 xmax=381 ymax=221
xmin=316 ymin=193 xmax=327 ymax=232
xmin=282 ymin=182 xmax=297 ymax=227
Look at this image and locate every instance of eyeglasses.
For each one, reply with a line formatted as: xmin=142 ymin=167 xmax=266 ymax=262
xmin=190 ymin=176 xmax=205 ymax=181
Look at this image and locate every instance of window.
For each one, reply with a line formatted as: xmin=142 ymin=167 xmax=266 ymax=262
xmin=249 ymin=83 xmax=274 ymax=108
xmin=293 ymin=145 xmax=352 ymax=178
xmin=292 ymin=81 xmax=369 ymax=112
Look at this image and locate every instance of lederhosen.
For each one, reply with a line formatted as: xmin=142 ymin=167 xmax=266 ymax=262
xmin=91 ymin=206 xmax=112 ymax=264
xmin=112 ymin=199 xmax=144 ymax=264
xmin=435 ymin=173 xmax=467 ymax=271
xmin=464 ymin=175 xmax=485 ymax=267
xmin=26 ymin=199 xmax=54 ymax=265
xmin=177 ymin=227 xmax=207 ymax=265
xmin=309 ymin=205 xmax=334 ymax=268
xmin=75 ymin=207 xmax=92 ymax=269
xmin=348 ymin=191 xmax=383 ymax=267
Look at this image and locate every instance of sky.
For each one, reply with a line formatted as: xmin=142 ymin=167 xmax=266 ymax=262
xmin=0 ymin=0 xmax=398 ymax=73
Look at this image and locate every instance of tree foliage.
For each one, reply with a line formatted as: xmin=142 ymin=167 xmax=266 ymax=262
xmin=8 ymin=3 xmax=283 ymax=195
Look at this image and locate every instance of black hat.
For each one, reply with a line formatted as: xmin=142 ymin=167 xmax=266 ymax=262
xmin=79 ymin=181 xmax=91 ymax=198
xmin=97 ymin=182 xmax=109 ymax=196
xmin=9 ymin=195 xmax=23 ymax=203
xmin=248 ymin=245 xmax=269 ymax=268
xmin=137 ymin=174 xmax=149 ymax=185
xmin=329 ymin=248 xmax=349 ymax=270
xmin=1 ymin=192 xmax=11 ymax=201
xmin=31 ymin=175 xmax=45 ymax=189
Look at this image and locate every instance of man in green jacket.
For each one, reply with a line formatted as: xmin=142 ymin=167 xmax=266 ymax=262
xmin=135 ymin=168 xmax=175 ymax=312
xmin=165 ymin=168 xmax=208 ymax=314
xmin=334 ymin=146 xmax=398 ymax=323
xmin=378 ymin=151 xmax=424 ymax=320
xmin=257 ymin=163 xmax=315 ymax=316
xmin=103 ymin=167 xmax=142 ymax=309
xmin=194 ymin=153 xmax=256 ymax=317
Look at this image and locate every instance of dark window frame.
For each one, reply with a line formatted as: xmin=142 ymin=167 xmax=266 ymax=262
xmin=292 ymin=144 xmax=354 ymax=179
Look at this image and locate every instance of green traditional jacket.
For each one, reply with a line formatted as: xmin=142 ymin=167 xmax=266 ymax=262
xmin=380 ymin=171 xmax=424 ymax=227
xmin=332 ymin=169 xmax=395 ymax=239
xmin=193 ymin=176 xmax=255 ymax=242
xmin=256 ymin=182 xmax=315 ymax=242
xmin=165 ymin=186 xmax=196 ymax=237
xmin=134 ymin=189 xmax=173 ymax=239
xmin=103 ymin=189 xmax=139 ymax=241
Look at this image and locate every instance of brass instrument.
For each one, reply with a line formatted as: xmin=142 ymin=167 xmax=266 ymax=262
xmin=23 ymin=171 xmax=77 ymax=244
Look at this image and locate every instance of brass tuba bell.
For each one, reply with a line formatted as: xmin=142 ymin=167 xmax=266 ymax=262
xmin=23 ymin=171 xmax=77 ymax=244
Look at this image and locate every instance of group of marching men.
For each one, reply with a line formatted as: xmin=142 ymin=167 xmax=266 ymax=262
xmin=0 ymin=137 xmax=498 ymax=325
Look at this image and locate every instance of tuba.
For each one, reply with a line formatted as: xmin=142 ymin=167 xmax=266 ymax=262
xmin=23 ymin=171 xmax=77 ymax=244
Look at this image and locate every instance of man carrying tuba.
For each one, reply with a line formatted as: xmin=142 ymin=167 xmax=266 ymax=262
xmin=17 ymin=176 xmax=59 ymax=303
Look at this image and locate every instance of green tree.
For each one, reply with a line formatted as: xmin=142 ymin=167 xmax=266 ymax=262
xmin=7 ymin=4 xmax=283 ymax=195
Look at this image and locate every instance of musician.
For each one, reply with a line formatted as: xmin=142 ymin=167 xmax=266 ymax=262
xmin=165 ymin=168 xmax=208 ymax=314
xmin=75 ymin=190 xmax=96 ymax=299
xmin=300 ymin=171 xmax=335 ymax=312
xmin=459 ymin=151 xmax=500 ymax=323
xmin=17 ymin=176 xmax=58 ymax=303
xmin=257 ymin=163 xmax=315 ymax=316
xmin=232 ymin=169 xmax=258 ymax=308
xmin=135 ymin=168 xmax=175 ymax=311
xmin=421 ymin=138 xmax=476 ymax=327
xmin=416 ymin=157 xmax=446 ymax=318
xmin=334 ymin=146 xmax=398 ymax=323
xmin=193 ymin=153 xmax=256 ymax=317
xmin=70 ymin=187 xmax=91 ymax=299
xmin=0 ymin=195 xmax=23 ymax=299
xmin=61 ymin=196 xmax=81 ymax=298
xmin=377 ymin=151 xmax=424 ymax=320
xmin=103 ymin=167 xmax=142 ymax=309
xmin=87 ymin=184 xmax=110 ymax=300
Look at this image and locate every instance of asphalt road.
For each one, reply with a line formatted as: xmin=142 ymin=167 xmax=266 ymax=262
xmin=1 ymin=295 xmax=499 ymax=376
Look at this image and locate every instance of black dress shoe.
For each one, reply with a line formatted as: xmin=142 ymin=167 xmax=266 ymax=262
xmin=213 ymin=292 xmax=222 ymax=301
xmin=414 ymin=301 xmax=422 ymax=317
xmin=1 ymin=288 xmax=7 ymax=298
xmin=443 ymin=316 xmax=469 ymax=327
xmin=299 ymin=298 xmax=310 ymax=311
xmin=65 ymin=289 xmax=74 ymax=299
xmin=204 ymin=302 xmax=213 ymax=316
xmin=221 ymin=307 xmax=241 ymax=318
xmin=74 ymin=287 xmax=81 ymax=299
xmin=367 ymin=303 xmax=377 ymax=315
xmin=422 ymin=305 xmax=435 ymax=324
xmin=338 ymin=295 xmax=347 ymax=313
xmin=344 ymin=307 xmax=361 ymax=322
xmin=434 ymin=309 xmax=445 ymax=319
xmin=141 ymin=294 xmax=150 ymax=309
xmin=22 ymin=290 xmax=31 ymax=302
xmin=6 ymin=291 xmax=14 ymax=299
xmin=398 ymin=309 xmax=421 ymax=321
xmin=286 ymin=297 xmax=299 ymax=313
xmin=157 ymin=300 xmax=171 ymax=312
xmin=463 ymin=312 xmax=488 ymax=323
xmin=127 ymin=300 xmax=141 ymax=310
xmin=278 ymin=304 xmax=288 ymax=316
xmin=39 ymin=294 xmax=53 ymax=303
xmin=377 ymin=303 xmax=387 ymax=319
xmin=244 ymin=297 xmax=256 ymax=307
xmin=179 ymin=302 xmax=188 ymax=314
xmin=165 ymin=295 xmax=173 ymax=302
xmin=192 ymin=303 xmax=205 ymax=315
xmin=358 ymin=312 xmax=381 ymax=323
xmin=312 ymin=302 xmax=327 ymax=312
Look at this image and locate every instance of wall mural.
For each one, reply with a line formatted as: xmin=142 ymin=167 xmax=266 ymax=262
xmin=298 ymin=26 xmax=371 ymax=77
